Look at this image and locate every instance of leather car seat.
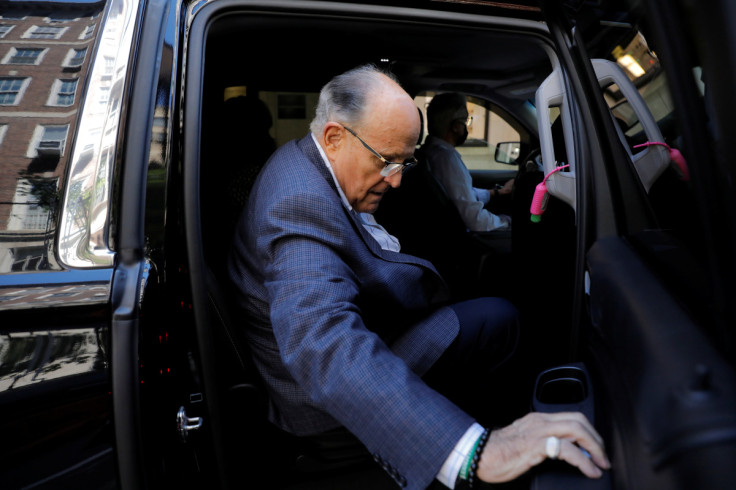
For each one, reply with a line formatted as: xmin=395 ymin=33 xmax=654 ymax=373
xmin=201 ymin=92 xmax=276 ymax=279
xmin=375 ymin=147 xmax=501 ymax=301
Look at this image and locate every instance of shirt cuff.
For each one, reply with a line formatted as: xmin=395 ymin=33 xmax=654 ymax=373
xmin=436 ymin=422 xmax=485 ymax=489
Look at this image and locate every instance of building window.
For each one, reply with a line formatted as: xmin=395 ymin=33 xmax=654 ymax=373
xmin=11 ymin=247 xmax=47 ymax=271
xmin=7 ymin=178 xmax=57 ymax=233
xmin=98 ymin=86 xmax=110 ymax=106
xmin=80 ymin=24 xmax=95 ymax=40
xmin=39 ymin=125 xmax=69 ymax=156
xmin=5 ymin=47 xmax=45 ymax=65
xmin=1 ymin=13 xmax=26 ymax=21
xmin=0 ymin=124 xmax=7 ymax=145
xmin=0 ymin=77 xmax=27 ymax=105
xmin=0 ymin=24 xmax=14 ymax=38
xmin=49 ymin=79 xmax=78 ymax=106
xmin=63 ymin=47 xmax=87 ymax=68
xmin=28 ymin=124 xmax=69 ymax=158
xmin=25 ymin=25 xmax=66 ymax=39
xmin=103 ymin=56 xmax=114 ymax=77
xmin=45 ymin=14 xmax=78 ymax=23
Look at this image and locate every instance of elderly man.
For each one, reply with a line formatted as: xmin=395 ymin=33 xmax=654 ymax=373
xmin=228 ymin=64 xmax=609 ymax=489
xmin=422 ymin=92 xmax=513 ymax=232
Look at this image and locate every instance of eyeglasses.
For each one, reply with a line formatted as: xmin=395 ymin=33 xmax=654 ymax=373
xmin=457 ymin=115 xmax=473 ymax=127
xmin=341 ymin=125 xmax=418 ymax=177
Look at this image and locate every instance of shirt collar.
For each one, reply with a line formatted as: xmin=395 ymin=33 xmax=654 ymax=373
xmin=311 ymin=132 xmax=353 ymax=212
xmin=425 ymin=134 xmax=455 ymax=151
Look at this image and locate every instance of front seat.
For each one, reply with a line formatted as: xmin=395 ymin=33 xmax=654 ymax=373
xmin=375 ymin=147 xmax=505 ymax=300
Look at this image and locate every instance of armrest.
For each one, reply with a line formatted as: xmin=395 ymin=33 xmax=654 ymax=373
xmin=469 ymin=229 xmax=512 ymax=255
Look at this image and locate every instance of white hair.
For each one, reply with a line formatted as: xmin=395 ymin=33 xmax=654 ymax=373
xmin=310 ymin=64 xmax=399 ymax=135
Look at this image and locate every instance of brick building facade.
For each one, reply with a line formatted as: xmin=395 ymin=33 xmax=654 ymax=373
xmin=0 ymin=1 xmax=105 ymax=272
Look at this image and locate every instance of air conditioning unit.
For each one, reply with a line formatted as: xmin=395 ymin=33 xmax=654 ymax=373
xmin=36 ymin=140 xmax=62 ymax=157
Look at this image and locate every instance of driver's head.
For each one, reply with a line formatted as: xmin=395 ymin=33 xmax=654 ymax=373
xmin=427 ymin=92 xmax=470 ymax=146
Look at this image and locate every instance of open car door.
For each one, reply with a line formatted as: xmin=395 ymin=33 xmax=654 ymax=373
xmin=536 ymin=0 xmax=736 ymax=488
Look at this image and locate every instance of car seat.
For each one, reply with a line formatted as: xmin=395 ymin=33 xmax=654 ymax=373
xmin=197 ymin=92 xmax=389 ymax=487
xmin=200 ymin=92 xmax=277 ymax=278
xmin=375 ymin=146 xmax=507 ymax=301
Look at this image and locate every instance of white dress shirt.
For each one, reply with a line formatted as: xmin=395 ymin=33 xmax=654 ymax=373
xmin=422 ymin=135 xmax=511 ymax=232
xmin=311 ymin=133 xmax=401 ymax=252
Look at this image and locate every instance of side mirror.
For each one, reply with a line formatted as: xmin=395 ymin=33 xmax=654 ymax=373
xmin=494 ymin=141 xmax=521 ymax=165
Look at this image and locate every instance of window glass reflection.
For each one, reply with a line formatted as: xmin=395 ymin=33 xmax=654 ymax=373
xmin=0 ymin=1 xmax=106 ymax=273
xmin=0 ymin=326 xmax=108 ymax=393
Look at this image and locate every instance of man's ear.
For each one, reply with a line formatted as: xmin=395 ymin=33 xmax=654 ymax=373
xmin=447 ymin=119 xmax=463 ymax=141
xmin=323 ymin=123 xmax=344 ymax=158
xmin=451 ymin=119 xmax=464 ymax=133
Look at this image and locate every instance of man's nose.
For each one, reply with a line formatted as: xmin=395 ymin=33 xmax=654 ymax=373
xmin=385 ymin=171 xmax=402 ymax=188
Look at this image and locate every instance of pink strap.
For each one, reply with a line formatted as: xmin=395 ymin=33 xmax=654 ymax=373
xmin=543 ymin=164 xmax=570 ymax=183
xmin=633 ymin=142 xmax=690 ymax=181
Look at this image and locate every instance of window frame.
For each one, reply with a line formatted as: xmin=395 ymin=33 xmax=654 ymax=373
xmin=62 ymin=47 xmax=87 ymax=68
xmin=0 ymin=24 xmax=15 ymax=38
xmin=3 ymin=47 xmax=47 ymax=65
xmin=0 ymin=77 xmax=30 ymax=105
xmin=26 ymin=124 xmax=70 ymax=158
xmin=415 ymin=90 xmax=535 ymax=173
xmin=80 ymin=24 xmax=96 ymax=40
xmin=48 ymin=78 xmax=79 ymax=107
xmin=6 ymin=178 xmax=58 ymax=233
xmin=23 ymin=25 xmax=67 ymax=40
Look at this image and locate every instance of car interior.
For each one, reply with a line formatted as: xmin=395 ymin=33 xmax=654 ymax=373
xmin=197 ymin=9 xmax=570 ymax=319
xmin=182 ymin=4 xmax=694 ymax=488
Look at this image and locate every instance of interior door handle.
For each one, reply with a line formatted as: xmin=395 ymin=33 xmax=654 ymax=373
xmin=176 ymin=406 xmax=203 ymax=441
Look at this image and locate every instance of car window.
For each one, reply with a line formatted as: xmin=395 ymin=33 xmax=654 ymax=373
xmin=579 ymin=19 xmax=719 ymax=336
xmin=415 ymin=92 xmax=529 ymax=171
xmin=259 ymin=91 xmax=317 ymax=147
xmin=593 ymin=28 xmax=699 ymax=242
xmin=0 ymin=2 xmax=106 ymax=273
xmin=599 ymin=33 xmax=676 ymax=145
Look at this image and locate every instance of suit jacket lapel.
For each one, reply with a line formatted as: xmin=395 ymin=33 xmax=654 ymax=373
xmin=297 ymin=135 xmax=441 ymax=271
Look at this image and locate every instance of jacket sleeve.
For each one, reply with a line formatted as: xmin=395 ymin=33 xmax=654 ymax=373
xmin=258 ymin=189 xmax=473 ymax=489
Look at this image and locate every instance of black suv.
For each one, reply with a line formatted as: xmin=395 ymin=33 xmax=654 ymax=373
xmin=2 ymin=0 xmax=736 ymax=488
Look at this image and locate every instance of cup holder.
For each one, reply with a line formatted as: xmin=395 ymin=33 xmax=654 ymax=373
xmin=530 ymin=363 xmax=610 ymax=490
xmin=532 ymin=362 xmax=594 ymax=422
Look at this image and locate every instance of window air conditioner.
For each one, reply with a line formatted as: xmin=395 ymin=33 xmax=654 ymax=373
xmin=36 ymin=140 xmax=62 ymax=157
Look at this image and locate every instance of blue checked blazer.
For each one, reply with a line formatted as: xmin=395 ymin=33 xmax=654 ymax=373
xmin=228 ymin=135 xmax=474 ymax=489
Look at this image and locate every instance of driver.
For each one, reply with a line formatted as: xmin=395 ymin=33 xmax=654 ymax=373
xmin=421 ymin=92 xmax=513 ymax=231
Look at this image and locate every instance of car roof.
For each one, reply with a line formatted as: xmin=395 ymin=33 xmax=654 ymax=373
xmin=203 ymin=1 xmax=554 ymax=109
xmin=315 ymin=0 xmax=545 ymax=21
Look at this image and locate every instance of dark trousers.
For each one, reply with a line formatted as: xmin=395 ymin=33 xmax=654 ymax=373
xmin=423 ymin=297 xmax=522 ymax=426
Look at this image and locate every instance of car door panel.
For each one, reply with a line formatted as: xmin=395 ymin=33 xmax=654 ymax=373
xmin=0 ymin=274 xmax=114 ymax=489
xmin=0 ymin=0 xmax=128 ymax=485
xmin=586 ymin=236 xmax=736 ymax=489
xmin=538 ymin=1 xmax=736 ymax=488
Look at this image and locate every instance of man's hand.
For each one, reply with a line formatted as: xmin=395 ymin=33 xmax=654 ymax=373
xmin=490 ymin=178 xmax=515 ymax=198
xmin=497 ymin=178 xmax=514 ymax=196
xmin=477 ymin=412 xmax=611 ymax=483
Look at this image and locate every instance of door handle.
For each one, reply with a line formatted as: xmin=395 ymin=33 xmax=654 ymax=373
xmin=176 ymin=406 xmax=203 ymax=441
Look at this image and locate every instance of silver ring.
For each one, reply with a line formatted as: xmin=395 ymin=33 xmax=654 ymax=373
xmin=545 ymin=436 xmax=561 ymax=459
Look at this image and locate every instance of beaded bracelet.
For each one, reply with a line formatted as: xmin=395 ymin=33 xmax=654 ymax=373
xmin=460 ymin=432 xmax=484 ymax=480
xmin=467 ymin=427 xmax=491 ymax=489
